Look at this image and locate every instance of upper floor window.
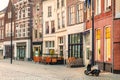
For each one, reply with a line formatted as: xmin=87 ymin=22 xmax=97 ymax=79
xmin=8 ymin=12 xmax=11 ymax=19
xmin=57 ymin=13 xmax=60 ymax=29
xmin=36 ymin=4 xmax=40 ymax=11
xmin=104 ymin=0 xmax=111 ymax=11
xmin=48 ymin=6 xmax=52 ymax=17
xmin=76 ymin=3 xmax=84 ymax=23
xmin=45 ymin=22 xmax=49 ymax=34
xmin=35 ymin=30 xmax=37 ymax=38
xmin=62 ymin=11 xmax=65 ymax=28
xmin=61 ymin=0 xmax=64 ymax=7
xmin=39 ymin=32 xmax=42 ymax=38
xmin=68 ymin=6 xmax=75 ymax=25
xmin=95 ymin=0 xmax=101 ymax=15
xmin=57 ymin=0 xmax=60 ymax=9
xmin=115 ymin=0 xmax=120 ymax=18
xmin=51 ymin=21 xmax=55 ymax=33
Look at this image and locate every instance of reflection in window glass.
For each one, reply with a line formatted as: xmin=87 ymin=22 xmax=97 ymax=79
xmin=78 ymin=45 xmax=80 ymax=58
xmin=72 ymin=34 xmax=74 ymax=44
xmin=74 ymin=34 xmax=77 ymax=43
xmin=77 ymin=34 xmax=80 ymax=43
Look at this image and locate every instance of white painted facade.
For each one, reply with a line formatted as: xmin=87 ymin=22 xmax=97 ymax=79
xmin=42 ymin=0 xmax=56 ymax=54
xmin=55 ymin=0 xmax=67 ymax=59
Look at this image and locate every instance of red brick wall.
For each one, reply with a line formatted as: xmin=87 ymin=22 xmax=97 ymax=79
xmin=113 ymin=20 xmax=120 ymax=42
xmin=94 ymin=0 xmax=113 ymax=63
xmin=113 ymin=19 xmax=120 ymax=70
xmin=94 ymin=16 xmax=112 ymax=63
xmin=113 ymin=43 xmax=120 ymax=70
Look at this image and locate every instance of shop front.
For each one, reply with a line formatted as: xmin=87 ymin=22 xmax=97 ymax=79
xmin=33 ymin=42 xmax=42 ymax=62
xmin=5 ymin=45 xmax=14 ymax=58
xmin=67 ymin=33 xmax=84 ymax=67
xmin=16 ymin=43 xmax=26 ymax=60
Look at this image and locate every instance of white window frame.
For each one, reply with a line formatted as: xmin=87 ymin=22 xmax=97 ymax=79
xmin=95 ymin=0 xmax=101 ymax=15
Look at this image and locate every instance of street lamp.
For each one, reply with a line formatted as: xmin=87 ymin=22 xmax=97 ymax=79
xmin=10 ymin=0 xmax=13 ymax=64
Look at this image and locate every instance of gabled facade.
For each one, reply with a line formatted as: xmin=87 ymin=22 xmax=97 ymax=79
xmin=55 ymin=0 xmax=67 ymax=60
xmin=42 ymin=0 xmax=56 ymax=56
xmin=13 ymin=0 xmax=33 ymax=60
xmin=32 ymin=0 xmax=43 ymax=58
xmin=3 ymin=0 xmax=15 ymax=58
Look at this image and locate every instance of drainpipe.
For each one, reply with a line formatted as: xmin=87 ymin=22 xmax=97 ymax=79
xmin=92 ymin=0 xmax=95 ymax=65
xmin=112 ymin=0 xmax=114 ymax=73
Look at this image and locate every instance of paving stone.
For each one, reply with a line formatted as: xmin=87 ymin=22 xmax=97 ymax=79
xmin=0 ymin=59 xmax=120 ymax=80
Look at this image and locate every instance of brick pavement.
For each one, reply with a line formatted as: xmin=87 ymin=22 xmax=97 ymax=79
xmin=0 ymin=59 xmax=120 ymax=80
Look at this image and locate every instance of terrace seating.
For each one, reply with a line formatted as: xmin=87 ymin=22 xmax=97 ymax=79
xmin=33 ymin=56 xmax=42 ymax=63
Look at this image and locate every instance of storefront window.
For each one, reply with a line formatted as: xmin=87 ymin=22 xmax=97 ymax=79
xmin=74 ymin=34 xmax=78 ymax=44
xmin=105 ymin=27 xmax=111 ymax=61
xmin=45 ymin=41 xmax=55 ymax=54
xmin=68 ymin=33 xmax=83 ymax=58
xmin=96 ymin=29 xmax=101 ymax=61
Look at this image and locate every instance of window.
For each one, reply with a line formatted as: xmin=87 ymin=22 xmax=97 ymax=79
xmin=61 ymin=0 xmax=64 ymax=7
xmin=68 ymin=33 xmax=83 ymax=58
xmin=76 ymin=3 xmax=84 ymax=23
xmin=22 ymin=8 xmax=25 ymax=18
xmin=62 ymin=11 xmax=65 ymax=28
xmin=57 ymin=14 xmax=60 ymax=29
xmin=45 ymin=41 xmax=55 ymax=54
xmin=104 ymin=0 xmax=111 ymax=11
xmin=59 ymin=37 xmax=63 ymax=44
xmin=19 ymin=10 xmax=21 ymax=19
xmin=69 ymin=6 xmax=75 ymax=25
xmin=57 ymin=0 xmax=59 ymax=9
xmin=36 ymin=4 xmax=40 ymax=11
xmin=105 ymin=27 xmax=111 ymax=61
xmin=5 ymin=22 xmax=14 ymax=37
xmin=35 ymin=30 xmax=37 ymax=38
xmin=45 ymin=22 xmax=49 ymax=34
xmin=8 ymin=12 xmax=11 ymax=18
xmin=39 ymin=32 xmax=42 ymax=38
xmin=115 ymin=0 xmax=120 ymax=18
xmin=95 ymin=0 xmax=101 ymax=15
xmin=96 ymin=29 xmax=101 ymax=61
xmin=48 ymin=6 xmax=52 ymax=17
xmin=51 ymin=21 xmax=55 ymax=33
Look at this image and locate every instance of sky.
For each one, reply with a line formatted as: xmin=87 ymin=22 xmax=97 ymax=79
xmin=0 ymin=0 xmax=9 ymax=11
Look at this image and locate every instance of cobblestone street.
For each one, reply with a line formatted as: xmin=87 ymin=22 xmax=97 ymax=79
xmin=0 ymin=59 xmax=120 ymax=80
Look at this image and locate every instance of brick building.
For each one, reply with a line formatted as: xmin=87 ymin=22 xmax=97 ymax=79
xmin=0 ymin=9 xmax=6 ymax=59
xmin=113 ymin=0 xmax=120 ymax=73
xmin=3 ymin=0 xmax=15 ymax=58
xmin=13 ymin=0 xmax=33 ymax=60
xmin=93 ymin=0 xmax=120 ymax=73
xmin=32 ymin=0 xmax=43 ymax=59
